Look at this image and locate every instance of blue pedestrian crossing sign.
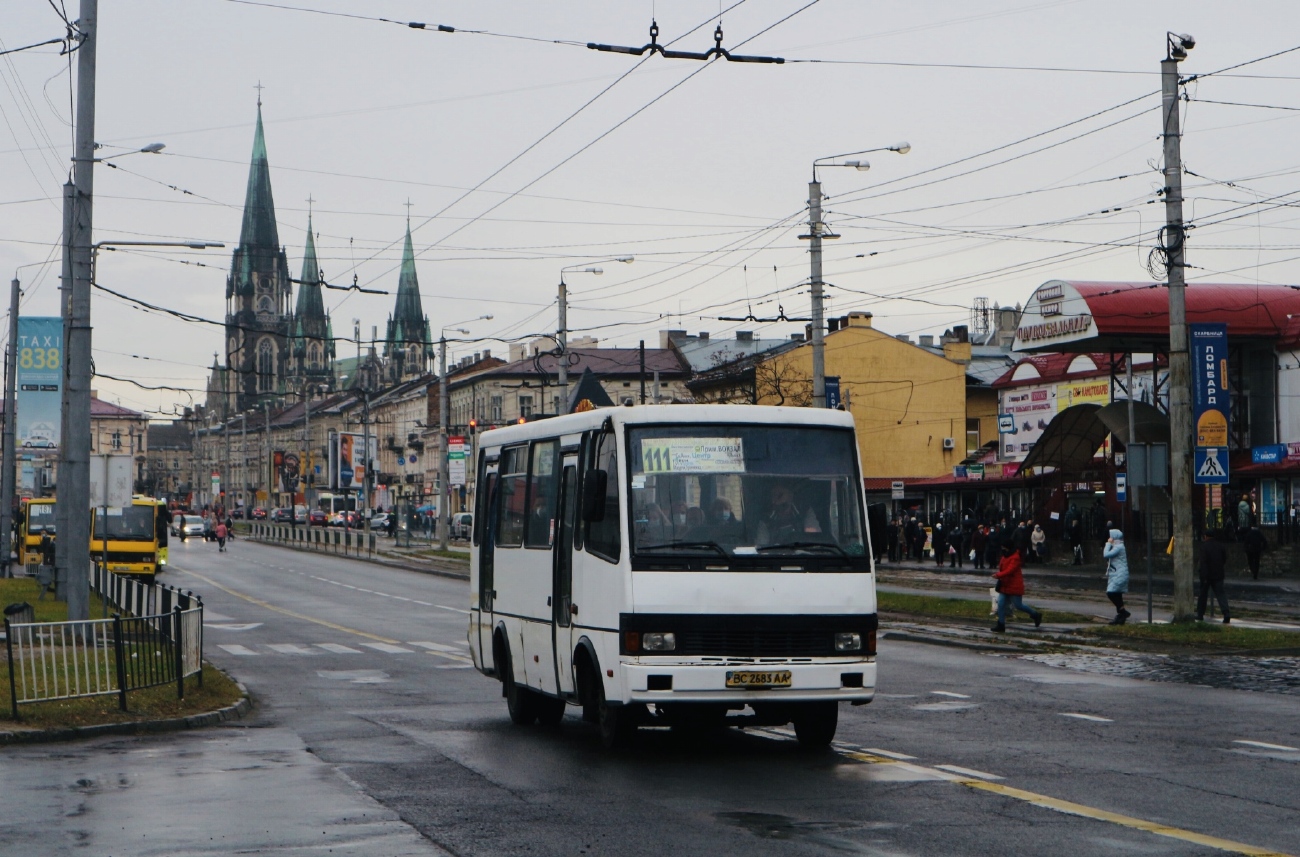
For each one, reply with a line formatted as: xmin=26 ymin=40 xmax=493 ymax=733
xmin=1194 ymin=447 xmax=1229 ymax=484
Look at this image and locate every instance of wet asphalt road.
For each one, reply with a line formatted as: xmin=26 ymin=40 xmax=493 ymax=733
xmin=3 ymin=538 xmax=1299 ymax=857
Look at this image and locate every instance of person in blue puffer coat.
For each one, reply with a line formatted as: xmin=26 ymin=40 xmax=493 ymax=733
xmin=1103 ymin=528 xmax=1130 ymax=624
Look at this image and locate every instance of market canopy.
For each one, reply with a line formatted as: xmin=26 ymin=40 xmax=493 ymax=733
xmin=1012 ymin=280 xmax=1300 ymax=353
xmin=1017 ymin=403 xmax=1106 ymax=475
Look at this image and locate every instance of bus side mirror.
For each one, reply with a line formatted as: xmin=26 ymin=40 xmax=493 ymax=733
xmin=581 ymin=471 xmax=607 ymax=522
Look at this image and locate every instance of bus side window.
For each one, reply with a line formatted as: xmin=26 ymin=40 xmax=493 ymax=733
xmin=524 ymin=439 xmax=560 ymax=549
xmin=584 ymin=430 xmax=621 ymax=563
xmin=472 ymin=450 xmax=489 ymax=546
xmin=496 ymin=446 xmax=527 ymax=548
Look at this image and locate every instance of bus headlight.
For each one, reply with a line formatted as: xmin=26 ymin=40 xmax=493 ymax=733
xmin=835 ymin=632 xmax=862 ymax=652
xmin=641 ymin=632 xmax=677 ymax=652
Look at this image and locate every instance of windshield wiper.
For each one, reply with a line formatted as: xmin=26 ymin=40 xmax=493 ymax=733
xmin=756 ymin=541 xmax=848 ymax=557
xmin=638 ymin=540 xmax=728 ymax=556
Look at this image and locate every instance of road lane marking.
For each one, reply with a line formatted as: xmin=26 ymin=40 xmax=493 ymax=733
xmin=835 ymin=745 xmax=1294 ymax=856
xmin=361 ymin=642 xmax=414 ymax=654
xmin=217 ymin=644 xmax=259 ymax=656
xmin=931 ymin=690 xmax=971 ymax=698
xmin=935 ymin=764 xmax=1003 ymax=781
xmin=960 ymin=779 xmax=1295 ymax=856
xmin=267 ymin=644 xmax=319 ymax=655
xmin=172 ymin=567 xmax=401 ymax=644
xmin=316 ymin=643 xmax=363 ymax=654
xmin=434 ymin=604 xmax=471 ymax=614
xmin=1234 ymin=740 xmax=1298 ymax=752
xmin=408 ymin=641 xmax=465 ymax=653
xmin=204 ymin=623 xmax=263 ymax=631
xmin=862 ymin=748 xmax=917 ymax=761
xmin=1060 ymin=713 xmax=1113 ymax=722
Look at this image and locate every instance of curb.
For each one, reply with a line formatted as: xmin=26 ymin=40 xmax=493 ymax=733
xmin=881 ymin=630 xmax=1026 ymax=654
xmin=0 ymin=676 xmax=254 ymax=747
xmin=247 ymin=536 xmax=470 ymax=581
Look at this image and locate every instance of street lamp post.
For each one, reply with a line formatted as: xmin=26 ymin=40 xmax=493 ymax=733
xmin=557 ymin=258 xmax=633 ymax=409
xmin=438 ymin=315 xmax=491 ymax=550
xmin=802 ymin=145 xmax=909 ymax=408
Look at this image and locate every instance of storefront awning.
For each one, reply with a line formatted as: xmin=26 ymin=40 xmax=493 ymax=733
xmin=1017 ymin=403 xmax=1106 ymax=475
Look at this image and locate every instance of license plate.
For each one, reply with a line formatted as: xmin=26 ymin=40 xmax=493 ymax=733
xmin=112 ymin=565 xmax=131 ymax=573
xmin=725 ymin=669 xmax=792 ymax=689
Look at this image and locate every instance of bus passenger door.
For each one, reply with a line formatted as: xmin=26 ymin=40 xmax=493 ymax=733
xmin=551 ymin=460 xmax=578 ymax=696
xmin=475 ymin=470 xmax=499 ymax=669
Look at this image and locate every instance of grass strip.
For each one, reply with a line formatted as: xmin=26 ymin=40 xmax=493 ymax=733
xmin=1082 ymin=621 xmax=1299 ymax=650
xmin=1 ymin=664 xmax=243 ymax=729
xmin=0 ymin=578 xmax=107 ymax=622
xmin=878 ymin=591 xmax=1094 ymax=624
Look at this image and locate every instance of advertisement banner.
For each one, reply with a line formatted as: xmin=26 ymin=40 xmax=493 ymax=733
xmin=1061 ymin=378 xmax=1110 ymax=407
xmin=331 ymin=432 xmax=377 ymax=492
xmin=1191 ymin=323 xmax=1229 ymax=485
xmin=448 ymin=435 xmax=467 ymax=487
xmin=999 ymin=384 xmax=1057 ymax=461
xmin=16 ymin=317 xmax=62 ymax=450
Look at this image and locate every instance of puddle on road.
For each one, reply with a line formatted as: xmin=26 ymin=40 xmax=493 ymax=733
xmin=716 ymin=812 xmax=903 ymax=854
xmin=1020 ymin=652 xmax=1300 ymax=695
xmin=316 ymin=670 xmax=391 ymax=684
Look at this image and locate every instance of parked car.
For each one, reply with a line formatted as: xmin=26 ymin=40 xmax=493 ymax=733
xmin=230 ymin=508 xmax=245 ymax=520
xmin=271 ymin=507 xmax=292 ymax=524
xmin=450 ymin=512 xmax=473 ymax=540
xmin=308 ymin=509 xmax=327 ymax=526
xmin=251 ymin=508 xmax=267 ymax=520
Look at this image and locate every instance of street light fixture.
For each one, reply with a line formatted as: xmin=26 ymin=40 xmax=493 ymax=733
xmin=438 ymin=314 xmax=492 ymax=550
xmin=557 ymin=256 xmax=634 ymax=406
xmin=802 ymin=144 xmax=911 ymax=408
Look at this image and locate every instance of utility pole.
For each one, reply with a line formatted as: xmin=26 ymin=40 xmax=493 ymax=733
xmin=240 ymin=412 xmax=247 ymax=512
xmin=557 ymin=279 xmax=569 ymax=406
xmin=1 ymin=277 xmax=20 ymax=577
xmin=1163 ymin=33 xmax=1196 ymax=622
xmin=439 ymin=335 xmax=450 ymax=550
xmin=808 ymin=178 xmax=828 ymax=409
xmin=61 ymin=0 xmax=98 ymax=620
xmin=639 ymin=340 xmax=646 ymax=405
xmin=263 ymin=402 xmax=270 ymax=507
xmin=302 ymin=382 xmax=311 ymax=511
xmin=55 ymin=183 xmax=74 ymax=599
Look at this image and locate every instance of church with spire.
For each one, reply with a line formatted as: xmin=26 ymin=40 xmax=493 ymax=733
xmin=208 ymin=100 xmax=447 ymax=417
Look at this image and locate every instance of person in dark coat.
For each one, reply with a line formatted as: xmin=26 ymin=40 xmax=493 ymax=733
xmin=1067 ymin=515 xmax=1084 ymax=565
xmin=1243 ymin=525 xmax=1267 ymax=580
xmin=886 ymin=517 xmax=899 ymax=563
xmin=931 ymin=521 xmax=947 ymax=566
xmin=970 ymin=525 xmax=989 ymax=570
xmin=992 ymin=542 xmax=1043 ymax=632
xmin=905 ymin=516 xmax=921 ymax=561
xmin=1197 ymin=529 xmax=1231 ymax=623
xmin=948 ymin=519 xmax=965 ymax=568
xmin=984 ymin=524 xmax=1003 ymax=569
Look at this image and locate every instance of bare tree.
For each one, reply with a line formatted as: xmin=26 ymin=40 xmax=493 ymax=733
xmin=755 ymin=356 xmax=812 ymax=407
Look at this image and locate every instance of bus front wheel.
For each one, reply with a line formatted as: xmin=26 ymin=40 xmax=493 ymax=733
xmin=792 ymin=702 xmax=838 ymax=749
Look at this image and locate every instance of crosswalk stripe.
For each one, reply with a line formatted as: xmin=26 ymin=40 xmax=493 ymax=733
xmin=316 ymin=643 xmax=363 ymax=654
xmin=361 ymin=642 xmax=414 ymax=654
xmin=217 ymin=644 xmax=259 ymax=656
xmin=409 ymin=641 xmax=465 ymax=653
xmin=267 ymin=644 xmax=319 ymax=655
xmin=1060 ymin=713 xmax=1113 ymax=722
xmin=1233 ymin=739 xmax=1298 ymax=752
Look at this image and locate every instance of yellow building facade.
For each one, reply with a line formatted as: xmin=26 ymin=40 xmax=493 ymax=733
xmin=755 ymin=312 xmax=973 ymax=479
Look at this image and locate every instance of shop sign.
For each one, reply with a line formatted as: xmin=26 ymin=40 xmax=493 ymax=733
xmin=967 ymin=463 xmax=985 ymax=481
xmin=953 ymin=465 xmax=968 ymax=479
xmin=1191 ymin=323 xmax=1229 ymax=485
xmin=1252 ymin=444 xmax=1286 ymax=464
xmin=1288 ymin=441 xmax=1300 ymax=461
xmin=1015 ymin=314 xmax=1093 ymax=346
xmin=1063 ymin=379 xmax=1110 ymax=407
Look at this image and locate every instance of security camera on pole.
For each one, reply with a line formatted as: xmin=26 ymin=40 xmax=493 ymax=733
xmin=802 ymin=145 xmax=910 ymax=407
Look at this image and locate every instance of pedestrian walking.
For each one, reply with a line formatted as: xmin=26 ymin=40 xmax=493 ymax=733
xmin=1030 ymin=523 xmax=1046 ymax=563
xmin=991 ymin=542 xmax=1043 ymax=632
xmin=1196 ymin=529 xmax=1231 ymax=623
xmin=215 ymin=521 xmax=228 ymax=552
xmin=1243 ymin=525 xmax=1267 ymax=580
xmin=1102 ymin=528 xmax=1130 ymax=624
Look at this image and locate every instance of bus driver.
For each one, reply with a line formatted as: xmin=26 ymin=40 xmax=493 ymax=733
xmin=757 ymin=483 xmax=820 ymax=544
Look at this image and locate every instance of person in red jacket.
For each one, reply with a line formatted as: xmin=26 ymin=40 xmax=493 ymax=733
xmin=991 ymin=542 xmax=1043 ymax=632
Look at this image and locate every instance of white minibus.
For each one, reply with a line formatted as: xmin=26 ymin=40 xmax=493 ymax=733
xmin=468 ymin=405 xmax=878 ymax=748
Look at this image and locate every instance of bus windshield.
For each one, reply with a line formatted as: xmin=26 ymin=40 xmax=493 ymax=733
xmin=94 ymin=506 xmax=156 ymax=541
xmin=627 ymin=424 xmax=867 ymax=563
xmin=27 ymin=503 xmax=56 ymax=534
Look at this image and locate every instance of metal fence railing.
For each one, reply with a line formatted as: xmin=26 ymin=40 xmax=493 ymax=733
xmin=91 ymin=564 xmax=201 ymax=619
xmin=5 ymin=605 xmax=203 ymax=719
xmin=249 ymin=523 xmax=378 ymax=558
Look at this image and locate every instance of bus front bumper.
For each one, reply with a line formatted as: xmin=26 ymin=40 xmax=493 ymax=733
xmin=621 ymin=659 xmax=876 ymax=704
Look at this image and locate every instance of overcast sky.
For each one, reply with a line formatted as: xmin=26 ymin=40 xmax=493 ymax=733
xmin=4 ymin=1 xmax=1300 ymax=419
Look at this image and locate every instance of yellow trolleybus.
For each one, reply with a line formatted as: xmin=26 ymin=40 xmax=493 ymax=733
xmin=91 ymin=496 xmax=170 ymax=580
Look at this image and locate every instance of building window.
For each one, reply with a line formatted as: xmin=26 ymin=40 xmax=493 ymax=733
xmin=112 ymin=432 xmax=121 ymax=450
xmin=966 ymin=418 xmax=981 ymax=457
xmin=519 ymin=394 xmax=534 ymax=420
xmin=257 ymin=339 xmax=275 ymax=391
xmin=490 ymin=395 xmax=502 ymax=422
xmin=308 ymin=342 xmax=321 ymax=369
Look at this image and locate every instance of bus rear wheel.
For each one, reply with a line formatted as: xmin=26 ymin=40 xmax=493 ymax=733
xmin=500 ymin=645 xmax=537 ymax=726
xmin=792 ymin=701 xmax=839 ymax=749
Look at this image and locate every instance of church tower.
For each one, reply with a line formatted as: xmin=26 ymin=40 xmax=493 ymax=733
xmin=224 ymin=100 xmax=292 ymax=412
xmin=383 ymin=220 xmax=434 ymax=383
xmin=287 ymin=214 xmax=336 ymax=393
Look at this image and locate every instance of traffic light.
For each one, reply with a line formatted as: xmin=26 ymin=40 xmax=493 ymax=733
xmin=468 ymin=418 xmax=478 ymax=435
